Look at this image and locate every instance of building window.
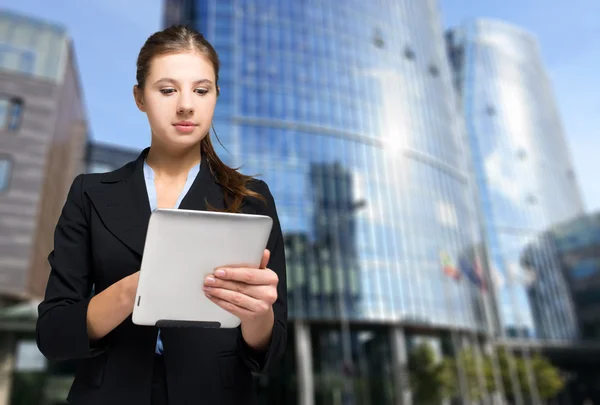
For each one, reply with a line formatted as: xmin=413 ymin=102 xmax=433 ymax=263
xmin=526 ymin=194 xmax=538 ymax=205
xmin=87 ymin=162 xmax=115 ymax=174
xmin=0 ymin=96 xmax=24 ymax=131
xmin=373 ymin=28 xmax=385 ymax=48
xmin=0 ymin=157 xmax=13 ymax=192
xmin=428 ymin=64 xmax=439 ymax=77
xmin=566 ymin=169 xmax=575 ymax=180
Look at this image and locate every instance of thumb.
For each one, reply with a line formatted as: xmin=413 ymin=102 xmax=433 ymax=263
xmin=260 ymin=249 xmax=270 ymax=269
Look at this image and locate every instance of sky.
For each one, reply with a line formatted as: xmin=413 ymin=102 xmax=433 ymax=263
xmin=1 ymin=0 xmax=598 ymax=213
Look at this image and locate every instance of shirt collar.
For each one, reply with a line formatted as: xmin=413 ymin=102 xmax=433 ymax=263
xmin=143 ymin=159 xmax=201 ymax=180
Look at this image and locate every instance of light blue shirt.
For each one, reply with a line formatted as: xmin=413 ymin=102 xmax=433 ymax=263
xmin=143 ymin=159 xmax=201 ymax=355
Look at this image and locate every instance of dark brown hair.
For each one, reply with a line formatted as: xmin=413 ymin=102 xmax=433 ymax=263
xmin=136 ymin=25 xmax=264 ymax=212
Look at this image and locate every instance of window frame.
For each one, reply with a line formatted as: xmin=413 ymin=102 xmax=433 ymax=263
xmin=0 ymin=95 xmax=24 ymax=132
xmin=0 ymin=155 xmax=14 ymax=193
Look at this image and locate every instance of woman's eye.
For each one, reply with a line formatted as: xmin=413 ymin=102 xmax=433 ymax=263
xmin=195 ymin=88 xmax=208 ymax=95
xmin=160 ymin=88 xmax=176 ymax=95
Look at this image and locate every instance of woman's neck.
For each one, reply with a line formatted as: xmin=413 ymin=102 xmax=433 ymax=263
xmin=145 ymin=142 xmax=202 ymax=179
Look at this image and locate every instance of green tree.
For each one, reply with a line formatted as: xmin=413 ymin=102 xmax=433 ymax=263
xmin=454 ymin=346 xmax=495 ymax=402
xmin=523 ymin=354 xmax=564 ymax=400
xmin=492 ymin=346 xmax=522 ymax=399
xmin=408 ymin=343 xmax=457 ymax=404
xmin=408 ymin=344 xmax=564 ymax=403
xmin=486 ymin=347 xmax=564 ymax=402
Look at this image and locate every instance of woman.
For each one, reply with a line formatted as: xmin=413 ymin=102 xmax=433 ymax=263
xmin=35 ymin=25 xmax=287 ymax=405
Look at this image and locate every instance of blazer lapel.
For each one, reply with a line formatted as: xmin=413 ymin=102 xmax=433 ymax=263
xmin=85 ymin=148 xmax=151 ymax=257
xmin=85 ymin=148 xmax=226 ymax=257
xmin=179 ymin=155 xmax=225 ymax=212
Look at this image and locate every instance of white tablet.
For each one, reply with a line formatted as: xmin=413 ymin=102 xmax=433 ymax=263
xmin=132 ymin=208 xmax=273 ymax=329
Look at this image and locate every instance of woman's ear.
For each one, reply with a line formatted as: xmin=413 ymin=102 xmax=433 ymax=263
xmin=133 ymin=85 xmax=146 ymax=112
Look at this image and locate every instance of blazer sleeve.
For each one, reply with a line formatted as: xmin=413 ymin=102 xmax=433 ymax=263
xmin=238 ymin=180 xmax=288 ymax=373
xmin=36 ymin=174 xmax=107 ymax=361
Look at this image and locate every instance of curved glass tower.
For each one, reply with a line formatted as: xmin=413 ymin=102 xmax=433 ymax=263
xmin=447 ymin=19 xmax=583 ymax=342
xmin=164 ymin=1 xmax=490 ymax=404
xmin=165 ymin=0 xmax=486 ymax=327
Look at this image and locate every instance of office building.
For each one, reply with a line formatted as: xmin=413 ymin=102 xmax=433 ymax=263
xmin=447 ymin=19 xmax=583 ymax=342
xmin=518 ymin=212 xmax=600 ymax=402
xmin=549 ymin=212 xmax=600 ymax=340
xmin=85 ymin=141 xmax=140 ymax=173
xmin=0 ymin=10 xmax=88 ymax=405
xmin=550 ymin=212 xmax=600 ymax=401
xmin=164 ymin=1 xmax=493 ymax=404
xmin=0 ymin=10 xmax=88 ymax=300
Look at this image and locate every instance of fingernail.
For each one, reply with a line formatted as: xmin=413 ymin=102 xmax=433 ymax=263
xmin=215 ymin=269 xmax=226 ymax=277
xmin=205 ymin=276 xmax=215 ymax=285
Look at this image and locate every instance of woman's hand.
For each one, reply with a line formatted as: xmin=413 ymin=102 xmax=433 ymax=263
xmin=203 ymin=249 xmax=278 ymax=323
xmin=119 ymin=271 xmax=140 ymax=308
xmin=87 ymin=271 xmax=140 ymax=341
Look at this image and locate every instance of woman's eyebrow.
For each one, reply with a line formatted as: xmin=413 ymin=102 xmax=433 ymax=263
xmin=153 ymin=78 xmax=214 ymax=86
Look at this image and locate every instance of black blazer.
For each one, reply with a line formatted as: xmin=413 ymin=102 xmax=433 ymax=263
xmin=36 ymin=148 xmax=287 ymax=405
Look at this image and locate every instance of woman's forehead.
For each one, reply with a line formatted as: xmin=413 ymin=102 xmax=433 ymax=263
xmin=148 ymin=51 xmax=216 ymax=81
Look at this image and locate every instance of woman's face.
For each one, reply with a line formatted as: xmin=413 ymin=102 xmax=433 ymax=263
xmin=134 ymin=51 xmax=218 ymax=151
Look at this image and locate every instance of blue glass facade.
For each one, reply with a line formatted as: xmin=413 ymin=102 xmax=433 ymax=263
xmin=448 ymin=20 xmax=583 ymax=341
xmin=550 ymin=212 xmax=600 ymax=340
xmin=164 ymin=0 xmax=490 ymax=333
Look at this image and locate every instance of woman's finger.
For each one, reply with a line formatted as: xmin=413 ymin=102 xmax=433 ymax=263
xmin=205 ymin=294 xmax=255 ymax=319
xmin=260 ymin=249 xmax=270 ymax=269
xmin=203 ymin=286 xmax=270 ymax=313
xmin=204 ymin=277 xmax=274 ymax=302
xmin=213 ymin=267 xmax=278 ymax=286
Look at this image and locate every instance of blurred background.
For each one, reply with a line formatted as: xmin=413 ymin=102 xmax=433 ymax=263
xmin=0 ymin=0 xmax=598 ymax=404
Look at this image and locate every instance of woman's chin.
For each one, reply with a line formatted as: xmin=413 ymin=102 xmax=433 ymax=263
xmin=157 ymin=132 xmax=205 ymax=148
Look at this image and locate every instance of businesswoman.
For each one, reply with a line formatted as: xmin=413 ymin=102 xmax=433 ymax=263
xmin=36 ymin=25 xmax=287 ymax=405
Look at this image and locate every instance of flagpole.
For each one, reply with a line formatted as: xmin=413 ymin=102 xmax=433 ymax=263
xmin=440 ymin=248 xmax=470 ymax=404
xmin=473 ymin=247 xmax=506 ymax=405
xmin=467 ymin=250 xmax=492 ymax=405
xmin=457 ymin=247 xmax=493 ymax=405
xmin=448 ymin=65 xmax=508 ymax=405
xmin=437 ymin=178 xmax=488 ymax=404
xmin=481 ymin=258 xmax=506 ymax=403
xmin=504 ymin=254 xmax=541 ymax=405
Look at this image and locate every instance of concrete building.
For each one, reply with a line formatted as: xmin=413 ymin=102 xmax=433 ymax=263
xmin=0 ymin=10 xmax=88 ymax=404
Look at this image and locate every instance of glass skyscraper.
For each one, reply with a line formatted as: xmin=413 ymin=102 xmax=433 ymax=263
xmin=447 ymin=19 xmax=583 ymax=342
xmin=164 ymin=1 xmax=493 ymax=404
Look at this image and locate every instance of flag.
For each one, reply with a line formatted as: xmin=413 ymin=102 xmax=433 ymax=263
xmin=474 ymin=255 xmax=487 ymax=291
xmin=490 ymin=263 xmax=505 ymax=289
xmin=458 ymin=255 xmax=486 ymax=291
xmin=440 ymin=250 xmax=460 ymax=280
xmin=508 ymin=262 xmax=537 ymax=287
